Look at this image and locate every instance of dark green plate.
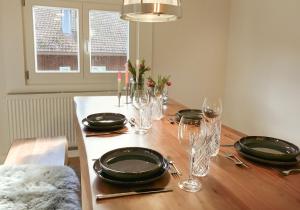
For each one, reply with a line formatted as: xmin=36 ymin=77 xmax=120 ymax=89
xmin=234 ymin=142 xmax=300 ymax=166
xmin=93 ymin=158 xmax=168 ymax=185
xmin=99 ymin=147 xmax=165 ymax=180
xmin=238 ymin=136 xmax=300 ymax=161
xmin=82 ymin=118 xmax=126 ymax=131
xmin=175 ymin=109 xmax=202 ymax=123
xmin=86 ymin=113 xmax=126 ymax=126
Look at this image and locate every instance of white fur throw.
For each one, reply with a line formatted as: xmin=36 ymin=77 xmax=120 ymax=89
xmin=0 ymin=165 xmax=81 ymax=210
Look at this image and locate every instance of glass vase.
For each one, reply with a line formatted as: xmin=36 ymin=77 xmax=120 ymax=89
xmin=129 ymin=77 xmax=144 ymax=103
xmin=151 ymin=95 xmax=163 ymax=120
xmin=162 ymin=87 xmax=168 ymax=105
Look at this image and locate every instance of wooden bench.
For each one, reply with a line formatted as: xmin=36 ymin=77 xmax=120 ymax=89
xmin=4 ymin=136 xmax=68 ymax=166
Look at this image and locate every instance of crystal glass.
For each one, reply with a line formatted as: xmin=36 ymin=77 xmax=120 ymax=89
xmin=151 ymin=87 xmax=164 ymax=120
xmin=140 ymin=104 xmax=152 ymax=129
xmin=192 ymin=125 xmax=211 ymax=177
xmin=132 ymin=90 xmax=150 ymax=134
xmin=202 ymin=97 xmax=222 ymax=156
xmin=177 ymin=115 xmax=202 ymax=192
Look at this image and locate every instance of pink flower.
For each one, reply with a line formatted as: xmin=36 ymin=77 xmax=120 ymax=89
xmin=147 ymin=81 xmax=155 ymax=87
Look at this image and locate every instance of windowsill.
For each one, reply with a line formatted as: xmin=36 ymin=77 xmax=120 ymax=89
xmin=7 ymin=83 xmax=121 ymax=95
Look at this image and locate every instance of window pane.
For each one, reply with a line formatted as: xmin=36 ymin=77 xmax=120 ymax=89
xmin=89 ymin=10 xmax=129 ymax=73
xmin=33 ymin=6 xmax=80 ymax=72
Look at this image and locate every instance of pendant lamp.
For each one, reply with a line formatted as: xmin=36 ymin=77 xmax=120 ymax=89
xmin=121 ymin=0 xmax=182 ymax=22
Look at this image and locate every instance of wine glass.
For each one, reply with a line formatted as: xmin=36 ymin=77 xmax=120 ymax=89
xmin=177 ymin=115 xmax=202 ymax=192
xmin=132 ymin=89 xmax=150 ymax=134
xmin=202 ymin=97 xmax=222 ymax=122
xmin=202 ymin=97 xmax=222 ymax=156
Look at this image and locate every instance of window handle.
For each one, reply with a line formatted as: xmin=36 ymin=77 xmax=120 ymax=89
xmin=84 ymin=40 xmax=90 ymax=54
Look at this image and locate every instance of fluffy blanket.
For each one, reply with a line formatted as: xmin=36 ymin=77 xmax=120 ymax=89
xmin=0 ymin=165 xmax=81 ymax=210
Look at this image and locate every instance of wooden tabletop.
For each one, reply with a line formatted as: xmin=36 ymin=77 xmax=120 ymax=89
xmin=74 ymin=96 xmax=300 ymax=210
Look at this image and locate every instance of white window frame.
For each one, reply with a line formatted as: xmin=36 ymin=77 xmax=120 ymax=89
xmin=23 ymin=0 xmax=138 ymax=90
xmin=82 ymin=2 xmax=130 ymax=83
xmin=23 ymin=0 xmax=84 ymax=84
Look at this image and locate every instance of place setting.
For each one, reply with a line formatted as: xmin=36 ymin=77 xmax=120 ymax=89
xmin=232 ymin=136 xmax=300 ymax=174
xmin=92 ymin=147 xmax=181 ymax=200
xmin=218 ymin=134 xmax=300 ymax=175
xmin=82 ymin=113 xmax=135 ymax=137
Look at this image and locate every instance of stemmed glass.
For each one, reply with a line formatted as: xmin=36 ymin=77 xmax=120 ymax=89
xmin=132 ymin=89 xmax=150 ymax=134
xmin=202 ymin=97 xmax=222 ymax=156
xmin=177 ymin=115 xmax=202 ymax=192
xmin=202 ymin=97 xmax=222 ymax=121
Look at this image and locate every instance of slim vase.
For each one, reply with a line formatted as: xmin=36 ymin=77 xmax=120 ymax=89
xmin=129 ymin=78 xmax=144 ymax=103
xmin=151 ymin=95 xmax=163 ymax=120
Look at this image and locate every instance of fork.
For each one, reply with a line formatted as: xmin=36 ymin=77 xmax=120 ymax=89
xmin=223 ymin=152 xmax=249 ymax=168
xmin=128 ymin=118 xmax=136 ymax=127
xmin=166 ymin=156 xmax=182 ymax=176
xmin=167 ymin=162 xmax=180 ymax=178
xmin=169 ymin=167 xmax=180 ymax=178
xmin=168 ymin=118 xmax=176 ymax=125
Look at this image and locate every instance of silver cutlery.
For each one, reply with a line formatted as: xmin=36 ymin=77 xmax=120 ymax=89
xmin=128 ymin=118 xmax=136 ymax=127
xmin=280 ymin=168 xmax=300 ymax=176
xmin=166 ymin=156 xmax=182 ymax=176
xmin=168 ymin=165 xmax=180 ymax=178
xmin=168 ymin=117 xmax=176 ymax=125
xmin=220 ymin=144 xmax=234 ymax=147
xmin=86 ymin=131 xmax=130 ymax=137
xmin=222 ymin=152 xmax=249 ymax=168
xmin=96 ymin=187 xmax=173 ymax=200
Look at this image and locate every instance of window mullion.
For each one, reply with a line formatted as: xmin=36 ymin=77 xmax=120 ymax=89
xmin=82 ymin=3 xmax=91 ymax=79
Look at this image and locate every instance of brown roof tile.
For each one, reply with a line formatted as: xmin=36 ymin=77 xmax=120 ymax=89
xmin=34 ymin=7 xmax=128 ymax=55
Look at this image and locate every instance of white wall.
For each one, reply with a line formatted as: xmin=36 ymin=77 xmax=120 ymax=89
xmin=0 ymin=0 xmax=10 ymax=162
xmin=152 ymin=0 xmax=230 ymax=108
xmin=223 ymin=0 xmax=300 ymax=146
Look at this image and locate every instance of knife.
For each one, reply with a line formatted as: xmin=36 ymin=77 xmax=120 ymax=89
xmin=96 ymin=187 xmax=173 ymax=200
xmin=220 ymin=144 xmax=234 ymax=147
xmin=86 ymin=131 xmax=130 ymax=137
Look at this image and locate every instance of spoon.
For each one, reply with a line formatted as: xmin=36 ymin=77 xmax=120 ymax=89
xmin=280 ymin=168 xmax=300 ymax=176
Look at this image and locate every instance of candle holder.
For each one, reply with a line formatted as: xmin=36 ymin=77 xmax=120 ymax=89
xmin=118 ymin=92 xmax=121 ymax=107
xmin=125 ymin=83 xmax=130 ymax=104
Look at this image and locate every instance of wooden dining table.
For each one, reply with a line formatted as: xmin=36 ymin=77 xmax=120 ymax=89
xmin=74 ymin=96 xmax=300 ymax=210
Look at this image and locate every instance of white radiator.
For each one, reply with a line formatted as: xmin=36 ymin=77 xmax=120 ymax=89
xmin=6 ymin=92 xmax=107 ymax=148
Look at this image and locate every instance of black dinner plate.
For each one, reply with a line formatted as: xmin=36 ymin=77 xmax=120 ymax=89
xmin=93 ymin=158 xmax=168 ymax=185
xmin=99 ymin=147 xmax=165 ymax=180
xmin=238 ymin=136 xmax=300 ymax=161
xmin=175 ymin=109 xmax=202 ymax=123
xmin=86 ymin=113 xmax=126 ymax=126
xmin=82 ymin=118 xmax=126 ymax=131
xmin=234 ymin=142 xmax=300 ymax=166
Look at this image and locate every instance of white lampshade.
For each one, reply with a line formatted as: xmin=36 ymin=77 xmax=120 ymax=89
xmin=121 ymin=0 xmax=182 ymax=22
